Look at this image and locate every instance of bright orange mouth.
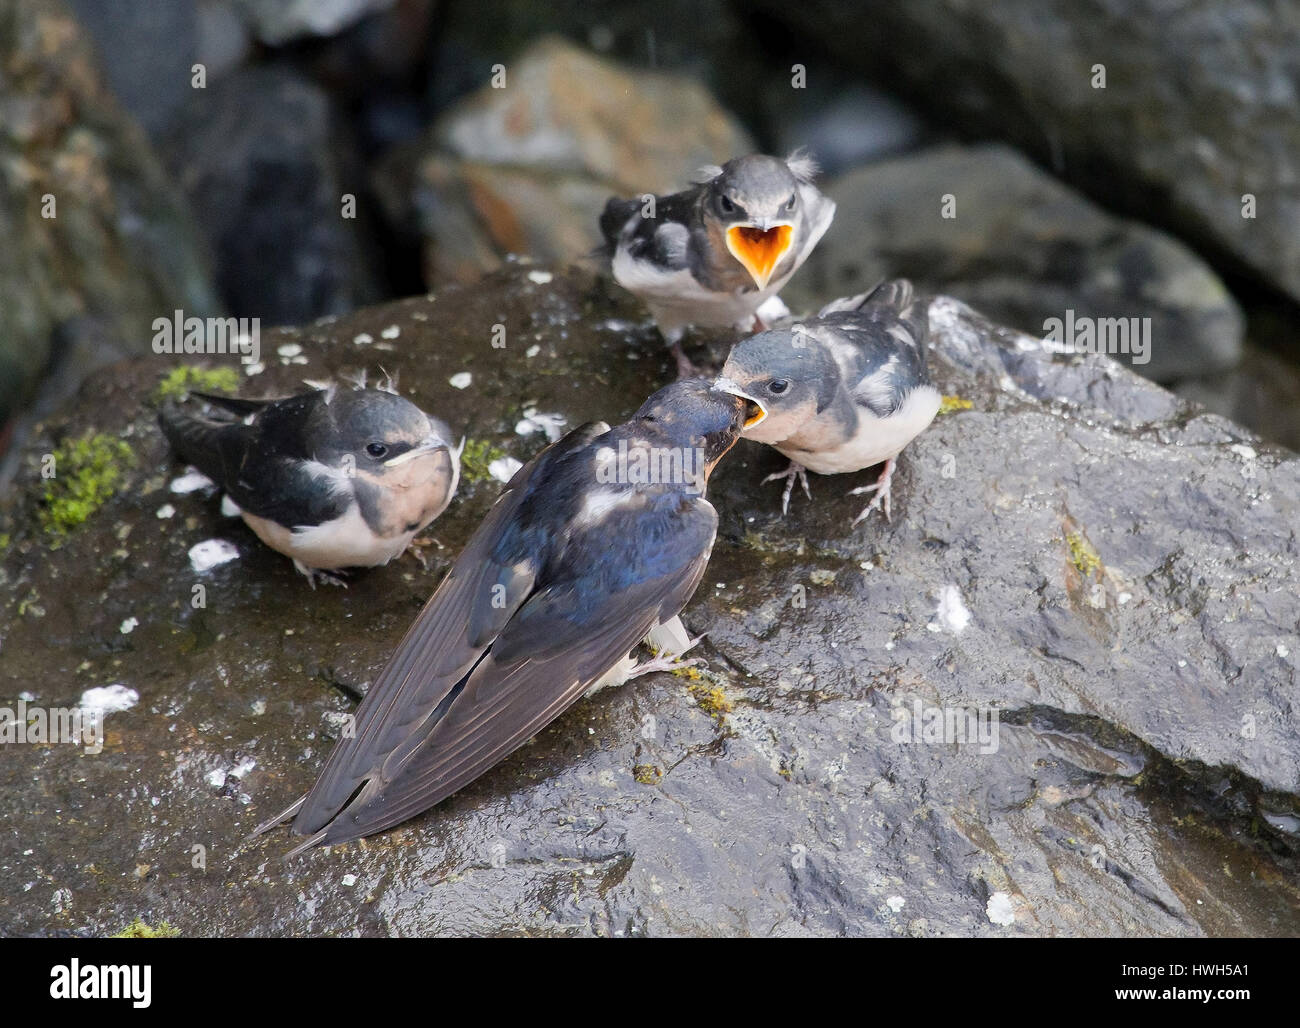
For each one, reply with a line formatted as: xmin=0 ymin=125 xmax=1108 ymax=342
xmin=725 ymin=224 xmax=794 ymax=289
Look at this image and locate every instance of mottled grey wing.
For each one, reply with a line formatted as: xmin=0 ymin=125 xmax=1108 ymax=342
xmin=303 ymin=496 xmax=719 ymax=848
xmin=821 ymin=280 xmax=932 ymax=417
xmin=289 ymin=422 xmax=610 ymax=840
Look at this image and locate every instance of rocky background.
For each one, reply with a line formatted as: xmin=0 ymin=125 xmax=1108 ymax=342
xmin=2 ymin=0 xmax=1298 ymax=465
xmin=0 ymin=0 xmax=1297 ymax=937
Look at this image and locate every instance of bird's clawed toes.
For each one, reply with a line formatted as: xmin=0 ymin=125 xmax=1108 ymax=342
xmin=762 ymin=461 xmax=810 ymax=516
xmin=630 ymin=634 xmax=705 ymax=680
xmin=295 ymin=561 xmax=350 ymax=589
xmin=848 ymin=459 xmax=896 ymax=526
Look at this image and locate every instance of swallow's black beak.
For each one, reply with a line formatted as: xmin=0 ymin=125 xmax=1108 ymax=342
xmin=713 ymin=377 xmax=767 ymax=430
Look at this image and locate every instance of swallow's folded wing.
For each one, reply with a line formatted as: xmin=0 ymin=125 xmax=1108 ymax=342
xmin=292 ymin=484 xmax=717 ymax=850
xmin=284 ymin=423 xmax=607 ymax=841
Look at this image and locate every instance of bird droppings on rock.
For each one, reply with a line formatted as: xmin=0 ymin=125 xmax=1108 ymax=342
xmin=188 ymin=538 xmax=240 ymax=572
xmin=928 ymin=584 xmax=971 ymax=635
xmin=169 ymin=470 xmax=214 ymax=494
xmin=487 ymin=456 xmax=523 ymax=483
xmin=986 ymin=892 xmax=1016 ymax=927
xmin=79 ymin=684 xmax=139 ymax=713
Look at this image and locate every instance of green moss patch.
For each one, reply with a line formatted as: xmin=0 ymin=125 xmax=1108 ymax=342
xmin=460 ymin=438 xmax=509 ymax=483
xmin=153 ymin=365 xmax=240 ymax=403
xmin=40 ymin=432 xmax=135 ymax=538
xmin=112 ymin=918 xmax=180 ymax=938
xmin=1066 ymin=531 xmax=1102 ymax=576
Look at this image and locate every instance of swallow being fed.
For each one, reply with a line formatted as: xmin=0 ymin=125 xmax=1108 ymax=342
xmin=250 ymin=378 xmax=761 ymax=854
xmin=600 ymin=151 xmax=835 ymax=378
xmin=715 ymin=279 xmax=940 ymax=526
xmin=159 ymin=380 xmax=460 ymax=587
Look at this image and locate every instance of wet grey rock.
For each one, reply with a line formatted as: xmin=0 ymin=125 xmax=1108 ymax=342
xmin=376 ymin=36 xmax=753 ymax=287
xmin=0 ymin=0 xmax=220 ymax=434
xmin=162 ymin=63 xmax=382 ymax=325
xmin=0 ymin=266 xmax=1296 ymax=937
xmin=749 ymin=0 xmax=1300 ymax=307
xmin=64 ymin=0 xmax=197 ymax=137
xmin=783 ymin=144 xmax=1244 ymax=382
xmin=765 ymin=82 xmax=929 ymax=178
xmin=195 ymin=0 xmax=252 ymax=82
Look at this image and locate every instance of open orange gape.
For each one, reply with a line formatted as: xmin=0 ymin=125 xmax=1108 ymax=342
xmin=725 ymin=224 xmax=794 ymax=289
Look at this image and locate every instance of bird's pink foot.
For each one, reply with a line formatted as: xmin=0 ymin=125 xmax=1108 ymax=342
xmin=762 ymin=460 xmax=811 ymax=516
xmin=849 ymin=457 xmax=897 ymax=525
xmin=629 ymin=635 xmax=704 ymax=679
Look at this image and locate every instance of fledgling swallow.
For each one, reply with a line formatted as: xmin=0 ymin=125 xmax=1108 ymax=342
xmin=600 ymin=151 xmax=835 ymax=378
xmin=715 ymin=279 xmax=940 ymax=526
xmin=159 ymin=380 xmax=460 ymax=587
xmin=250 ymin=378 xmax=761 ymax=853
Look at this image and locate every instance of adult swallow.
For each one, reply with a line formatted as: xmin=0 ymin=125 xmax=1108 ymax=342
xmin=600 ymin=151 xmax=835 ymax=377
xmin=159 ymin=381 xmax=460 ymax=586
xmin=715 ymin=279 xmax=940 ymax=525
xmin=250 ymin=378 xmax=761 ymax=854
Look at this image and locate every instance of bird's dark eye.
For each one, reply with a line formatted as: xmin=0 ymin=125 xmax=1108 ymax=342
xmin=785 ymin=194 xmax=797 ymax=211
xmin=768 ymin=379 xmax=790 ymax=395
xmin=366 ymin=442 xmax=388 ymax=459
xmin=719 ymin=195 xmax=735 ymax=214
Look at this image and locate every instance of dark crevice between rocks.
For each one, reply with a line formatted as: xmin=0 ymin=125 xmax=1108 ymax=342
xmin=1003 ymin=704 xmax=1300 ymax=869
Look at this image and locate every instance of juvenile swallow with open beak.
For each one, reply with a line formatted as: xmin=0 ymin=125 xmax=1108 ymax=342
xmin=715 ymin=279 xmax=940 ymax=526
xmin=250 ymin=378 xmax=761 ymax=853
xmin=159 ymin=381 xmax=460 ymax=586
xmin=600 ymin=151 xmax=835 ymax=377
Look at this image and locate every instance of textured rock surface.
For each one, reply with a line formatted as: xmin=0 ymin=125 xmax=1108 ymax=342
xmin=1 ymin=266 xmax=1297 ymax=937
xmin=751 ymin=0 xmax=1300 ymax=306
xmin=0 ymin=0 xmax=220 ymax=427
xmin=783 ymin=144 xmax=1244 ymax=381
xmin=376 ymin=36 xmax=753 ymax=287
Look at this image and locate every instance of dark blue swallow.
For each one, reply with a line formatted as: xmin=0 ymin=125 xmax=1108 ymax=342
xmin=251 ymin=377 xmax=761 ymax=853
xmin=159 ymin=381 xmax=460 ymax=587
xmin=715 ymin=279 xmax=940 ymax=525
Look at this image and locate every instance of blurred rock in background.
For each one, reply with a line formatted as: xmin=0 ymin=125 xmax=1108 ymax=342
xmin=0 ymin=0 xmax=220 ymax=452
xmin=375 ymin=35 xmax=753 ymax=287
xmin=161 ymin=63 xmax=383 ymax=324
xmin=2 ymin=0 xmax=1298 ymax=466
xmin=749 ymin=0 xmax=1300 ymax=309
xmin=784 ymin=144 xmax=1244 ymax=381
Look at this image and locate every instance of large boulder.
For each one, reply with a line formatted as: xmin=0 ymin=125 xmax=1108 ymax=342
xmin=375 ymin=36 xmax=753 ymax=287
xmin=0 ymin=266 xmax=1296 ymax=936
xmin=161 ymin=63 xmax=383 ymax=326
xmin=783 ymin=144 xmax=1244 ymax=381
xmin=0 ymin=0 xmax=220 ymax=433
xmin=750 ymin=0 xmax=1300 ymax=307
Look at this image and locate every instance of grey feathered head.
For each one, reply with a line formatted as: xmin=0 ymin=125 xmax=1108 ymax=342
xmin=699 ymin=151 xmax=821 ymax=288
xmin=714 ymin=325 xmax=837 ymax=445
xmin=308 ymin=387 xmax=453 ymax=473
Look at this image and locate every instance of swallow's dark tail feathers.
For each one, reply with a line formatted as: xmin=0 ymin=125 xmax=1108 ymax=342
xmin=821 ymin=279 xmax=929 ymax=356
xmin=596 ymin=195 xmax=641 ymax=257
xmin=188 ymin=391 xmax=270 ymax=417
xmin=819 ymin=278 xmax=911 ymax=316
xmin=157 ymin=403 xmax=232 ymax=485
